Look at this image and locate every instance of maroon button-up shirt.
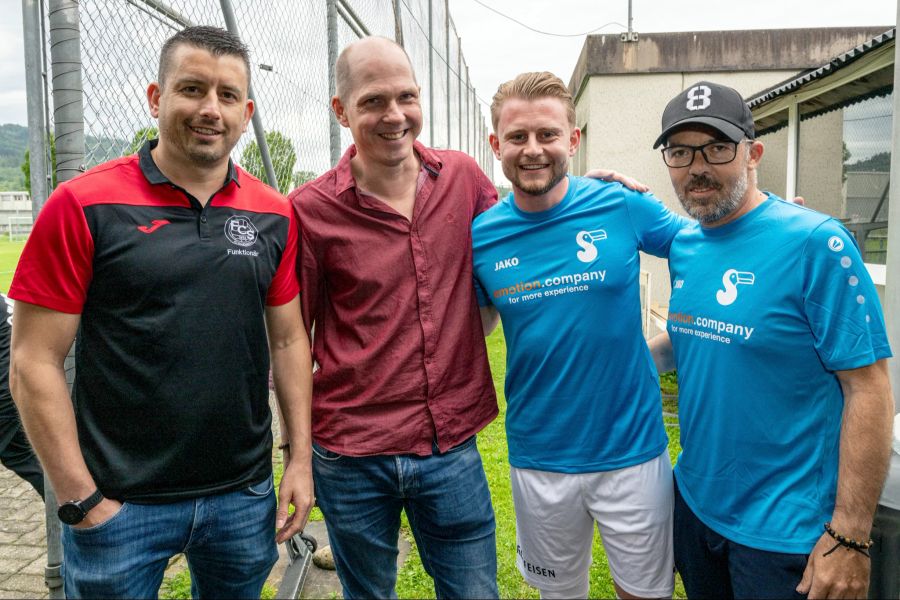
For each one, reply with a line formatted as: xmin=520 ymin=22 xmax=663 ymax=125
xmin=290 ymin=142 xmax=498 ymax=456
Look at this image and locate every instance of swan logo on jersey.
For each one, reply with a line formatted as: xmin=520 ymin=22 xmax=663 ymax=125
xmin=828 ymin=236 xmax=844 ymax=252
xmin=224 ymin=215 xmax=258 ymax=247
xmin=716 ymin=269 xmax=755 ymax=306
xmin=575 ymin=229 xmax=607 ymax=262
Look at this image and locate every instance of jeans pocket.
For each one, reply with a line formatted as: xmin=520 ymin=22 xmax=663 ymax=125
xmin=442 ymin=435 xmax=477 ymax=455
xmin=243 ymin=474 xmax=274 ymax=497
xmin=68 ymin=502 xmax=129 ymax=536
xmin=311 ymin=442 xmax=343 ymax=462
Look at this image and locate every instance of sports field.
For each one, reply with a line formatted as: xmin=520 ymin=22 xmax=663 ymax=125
xmin=0 ymin=239 xmax=25 ymax=292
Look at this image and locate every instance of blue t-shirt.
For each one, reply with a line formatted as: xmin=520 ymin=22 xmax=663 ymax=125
xmin=668 ymin=194 xmax=892 ymax=553
xmin=472 ymin=175 xmax=688 ymax=472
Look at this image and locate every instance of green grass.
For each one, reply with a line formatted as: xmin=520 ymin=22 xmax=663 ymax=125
xmin=0 ymin=238 xmax=26 ymax=292
xmin=160 ymin=569 xmax=276 ymax=600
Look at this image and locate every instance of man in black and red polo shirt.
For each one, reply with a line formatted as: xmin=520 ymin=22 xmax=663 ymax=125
xmin=9 ymin=26 xmax=313 ymax=599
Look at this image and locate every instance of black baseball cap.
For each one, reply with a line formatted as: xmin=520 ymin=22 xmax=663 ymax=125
xmin=653 ymin=81 xmax=755 ymax=148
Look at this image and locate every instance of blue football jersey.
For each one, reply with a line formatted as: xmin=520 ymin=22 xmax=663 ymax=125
xmin=472 ymin=175 xmax=687 ymax=472
xmin=667 ymin=194 xmax=892 ymax=553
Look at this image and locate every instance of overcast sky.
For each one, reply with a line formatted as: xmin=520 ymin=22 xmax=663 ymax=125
xmin=2 ymin=0 xmax=897 ymax=127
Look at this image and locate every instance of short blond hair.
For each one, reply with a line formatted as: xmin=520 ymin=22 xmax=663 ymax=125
xmin=491 ymin=72 xmax=575 ymax=131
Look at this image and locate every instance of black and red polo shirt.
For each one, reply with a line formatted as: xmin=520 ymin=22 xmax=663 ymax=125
xmin=9 ymin=140 xmax=299 ymax=502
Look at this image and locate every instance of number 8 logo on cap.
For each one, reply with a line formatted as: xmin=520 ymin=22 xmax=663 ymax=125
xmin=686 ymin=85 xmax=711 ymax=111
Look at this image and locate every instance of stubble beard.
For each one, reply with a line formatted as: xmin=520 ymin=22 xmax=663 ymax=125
xmin=677 ymin=168 xmax=748 ymax=224
xmin=506 ymin=158 xmax=568 ymax=197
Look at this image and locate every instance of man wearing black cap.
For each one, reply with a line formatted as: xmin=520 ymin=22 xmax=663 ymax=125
xmin=650 ymin=81 xmax=894 ymax=599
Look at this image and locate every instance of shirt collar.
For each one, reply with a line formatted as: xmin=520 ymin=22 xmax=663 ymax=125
xmin=137 ymin=139 xmax=240 ymax=188
xmin=334 ymin=140 xmax=443 ymax=195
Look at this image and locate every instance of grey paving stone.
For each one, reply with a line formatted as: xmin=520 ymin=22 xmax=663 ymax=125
xmin=2 ymin=573 xmax=48 ymax=594
xmin=0 ymin=520 xmax=38 ymax=535
xmin=0 ymin=545 xmax=44 ymax=562
xmin=0 ymin=532 xmax=21 ymax=545
xmin=0 ymin=557 xmax=29 ymax=575
xmin=21 ymin=557 xmax=46 ymax=576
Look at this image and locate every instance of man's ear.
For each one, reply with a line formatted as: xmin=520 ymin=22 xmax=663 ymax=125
xmin=489 ymin=133 xmax=501 ymax=160
xmin=332 ymin=96 xmax=350 ymax=128
xmin=147 ymin=82 xmax=162 ymax=118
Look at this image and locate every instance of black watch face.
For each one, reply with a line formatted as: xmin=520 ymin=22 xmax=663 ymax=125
xmin=58 ymin=502 xmax=86 ymax=525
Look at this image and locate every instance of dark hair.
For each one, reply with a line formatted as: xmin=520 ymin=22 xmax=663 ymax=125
xmin=158 ymin=26 xmax=251 ymax=89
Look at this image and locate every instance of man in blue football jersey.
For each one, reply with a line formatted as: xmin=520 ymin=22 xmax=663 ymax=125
xmin=650 ymin=81 xmax=894 ymax=599
xmin=473 ymin=71 xmax=688 ymax=599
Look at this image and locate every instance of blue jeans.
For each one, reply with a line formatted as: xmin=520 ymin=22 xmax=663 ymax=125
xmin=312 ymin=435 xmax=499 ymax=599
xmin=62 ymin=475 xmax=279 ymax=599
xmin=674 ymin=479 xmax=808 ymax=599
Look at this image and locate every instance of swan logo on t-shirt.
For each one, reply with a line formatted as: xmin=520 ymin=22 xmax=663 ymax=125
xmin=716 ymin=269 xmax=755 ymax=306
xmin=575 ymin=229 xmax=607 ymax=263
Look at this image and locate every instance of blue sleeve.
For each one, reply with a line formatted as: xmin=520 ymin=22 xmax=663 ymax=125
xmin=474 ymin=274 xmax=492 ymax=307
xmin=802 ymin=220 xmax=892 ymax=371
xmin=624 ymin=190 xmax=690 ymax=258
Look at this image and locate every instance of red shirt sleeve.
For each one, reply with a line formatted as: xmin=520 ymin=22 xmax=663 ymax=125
xmin=9 ymin=185 xmax=94 ymax=314
xmin=265 ymin=206 xmax=300 ymax=306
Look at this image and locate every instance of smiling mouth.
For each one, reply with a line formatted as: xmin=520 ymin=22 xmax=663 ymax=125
xmin=379 ymin=130 xmax=407 ymax=141
xmin=519 ymin=164 xmax=548 ymax=171
xmin=189 ymin=125 xmax=222 ymax=136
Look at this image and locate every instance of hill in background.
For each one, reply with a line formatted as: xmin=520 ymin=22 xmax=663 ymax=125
xmin=0 ymin=123 xmax=130 ymax=192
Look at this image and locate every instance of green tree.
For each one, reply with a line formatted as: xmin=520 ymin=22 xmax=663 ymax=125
xmin=126 ymin=126 xmax=159 ymax=155
xmin=21 ymin=135 xmax=57 ymax=195
xmin=239 ymin=130 xmax=297 ymax=194
xmin=292 ymin=170 xmax=318 ymax=189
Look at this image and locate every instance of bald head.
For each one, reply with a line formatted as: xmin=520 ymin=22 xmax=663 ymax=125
xmin=335 ymin=36 xmax=417 ymax=100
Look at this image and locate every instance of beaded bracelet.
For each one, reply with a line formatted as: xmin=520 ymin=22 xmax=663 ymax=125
xmin=823 ymin=522 xmax=873 ymax=558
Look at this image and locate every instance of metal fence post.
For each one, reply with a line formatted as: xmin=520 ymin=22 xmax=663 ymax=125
xmin=427 ymin=0 xmax=434 ymax=147
xmin=326 ymin=0 xmax=340 ymax=166
xmin=392 ymin=0 xmax=403 ymax=46
xmin=22 ymin=0 xmax=49 ymax=219
xmin=45 ymin=2 xmax=84 ymax=594
xmin=49 ymin=0 xmax=85 ymax=184
xmin=218 ymin=0 xmax=278 ymax=190
xmin=457 ymin=36 xmax=462 ymax=150
xmin=444 ymin=0 xmax=450 ymax=148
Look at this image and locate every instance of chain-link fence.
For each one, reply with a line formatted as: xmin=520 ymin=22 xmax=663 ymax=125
xmin=26 ymin=0 xmax=494 ymax=208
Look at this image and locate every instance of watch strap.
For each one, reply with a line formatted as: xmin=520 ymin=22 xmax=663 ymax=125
xmin=79 ymin=489 xmax=104 ymax=514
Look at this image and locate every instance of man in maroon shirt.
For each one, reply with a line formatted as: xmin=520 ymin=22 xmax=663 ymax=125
xmin=289 ymin=36 xmax=499 ymax=598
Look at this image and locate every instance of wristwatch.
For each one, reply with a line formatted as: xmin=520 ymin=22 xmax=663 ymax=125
xmin=57 ymin=489 xmax=104 ymax=525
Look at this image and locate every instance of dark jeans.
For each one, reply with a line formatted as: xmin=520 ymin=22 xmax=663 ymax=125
xmin=62 ymin=475 xmax=279 ymax=599
xmin=869 ymin=503 xmax=900 ymax=599
xmin=0 ymin=414 xmax=44 ymax=499
xmin=312 ymin=435 xmax=499 ymax=599
xmin=674 ymin=479 xmax=808 ymax=599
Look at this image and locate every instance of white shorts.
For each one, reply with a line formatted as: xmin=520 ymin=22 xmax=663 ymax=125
xmin=511 ymin=452 xmax=675 ymax=598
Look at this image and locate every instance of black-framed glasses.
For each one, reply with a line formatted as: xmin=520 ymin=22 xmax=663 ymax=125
xmin=661 ymin=140 xmax=747 ymax=168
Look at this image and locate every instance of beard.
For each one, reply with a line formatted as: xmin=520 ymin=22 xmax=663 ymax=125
xmin=676 ymin=168 xmax=748 ymax=224
xmin=504 ymin=158 xmax=568 ymax=197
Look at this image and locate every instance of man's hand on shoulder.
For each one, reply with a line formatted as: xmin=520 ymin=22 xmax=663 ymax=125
xmin=797 ymin=528 xmax=871 ymax=598
xmin=584 ymin=168 xmax=650 ymax=193
xmin=275 ymin=455 xmax=314 ymax=543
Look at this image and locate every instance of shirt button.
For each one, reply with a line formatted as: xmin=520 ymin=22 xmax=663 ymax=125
xmin=200 ymin=216 xmax=207 ymax=223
